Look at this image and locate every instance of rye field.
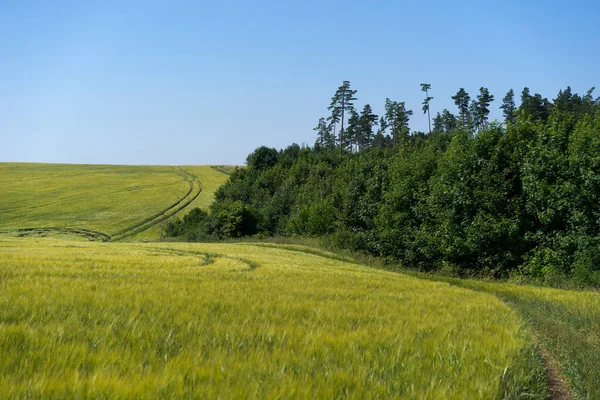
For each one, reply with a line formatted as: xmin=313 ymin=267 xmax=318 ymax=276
xmin=0 ymin=162 xmax=598 ymax=398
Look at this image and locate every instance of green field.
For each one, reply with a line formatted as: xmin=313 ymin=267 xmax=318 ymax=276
xmin=0 ymin=163 xmax=229 ymax=241
xmin=1 ymin=162 xmax=599 ymax=398
xmin=0 ymin=238 xmax=546 ymax=398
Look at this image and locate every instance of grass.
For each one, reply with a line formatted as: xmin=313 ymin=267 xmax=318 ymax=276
xmin=0 ymin=163 xmax=229 ymax=241
xmin=129 ymin=166 xmax=232 ymax=241
xmin=210 ymin=165 xmax=238 ymax=176
xmin=0 ymin=238 xmax=547 ymax=398
xmin=427 ymin=277 xmax=600 ymax=399
xmin=238 ymin=236 xmax=600 ymax=398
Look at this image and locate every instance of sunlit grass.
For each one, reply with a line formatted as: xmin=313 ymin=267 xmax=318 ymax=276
xmin=0 ymin=238 xmax=545 ymax=398
xmin=430 ymin=278 xmax=600 ymax=399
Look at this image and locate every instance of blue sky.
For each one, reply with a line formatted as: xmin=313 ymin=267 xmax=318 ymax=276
xmin=1 ymin=0 xmax=598 ymax=165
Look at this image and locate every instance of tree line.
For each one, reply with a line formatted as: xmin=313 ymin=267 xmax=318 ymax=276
xmin=314 ymin=81 xmax=587 ymax=152
xmin=166 ymin=82 xmax=600 ymax=288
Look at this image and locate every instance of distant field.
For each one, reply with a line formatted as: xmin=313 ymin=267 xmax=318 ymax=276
xmin=0 ymin=238 xmax=546 ymax=398
xmin=0 ymin=163 xmax=229 ymax=241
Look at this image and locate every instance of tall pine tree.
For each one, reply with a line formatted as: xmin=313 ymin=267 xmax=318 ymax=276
xmin=357 ymin=104 xmax=378 ymax=150
xmin=328 ymin=81 xmax=358 ymax=153
xmin=420 ymin=83 xmax=433 ymax=134
xmin=452 ymin=88 xmax=471 ymax=130
xmin=500 ymin=89 xmax=517 ymax=125
xmin=385 ymin=98 xmax=413 ymax=147
xmin=473 ymin=87 xmax=494 ymax=131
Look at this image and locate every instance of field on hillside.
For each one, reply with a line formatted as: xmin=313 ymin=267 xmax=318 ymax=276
xmin=0 ymin=163 xmax=229 ymax=241
xmin=0 ymin=238 xmax=546 ymax=398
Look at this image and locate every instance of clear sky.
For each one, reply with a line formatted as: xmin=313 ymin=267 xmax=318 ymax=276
xmin=1 ymin=0 xmax=598 ymax=165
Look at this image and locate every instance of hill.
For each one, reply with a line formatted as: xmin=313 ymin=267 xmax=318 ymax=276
xmin=0 ymin=163 xmax=230 ymax=241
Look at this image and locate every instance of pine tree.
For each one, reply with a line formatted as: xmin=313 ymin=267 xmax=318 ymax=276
xmin=375 ymin=116 xmax=388 ymax=148
xmin=313 ymin=117 xmax=335 ymax=149
xmin=520 ymin=87 xmax=552 ymax=122
xmin=500 ymin=89 xmax=517 ymax=125
xmin=432 ymin=112 xmax=444 ymax=134
xmin=385 ymin=98 xmax=413 ymax=147
xmin=344 ymin=110 xmax=360 ymax=152
xmin=451 ymin=88 xmax=471 ymax=129
xmin=328 ymin=81 xmax=358 ymax=153
xmin=441 ymin=109 xmax=458 ymax=133
xmin=420 ymin=83 xmax=433 ymax=134
xmin=473 ymin=87 xmax=495 ymax=131
xmin=357 ymin=104 xmax=378 ymax=150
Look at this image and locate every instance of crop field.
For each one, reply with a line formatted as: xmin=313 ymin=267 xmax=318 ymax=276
xmin=0 ymin=163 xmax=229 ymax=241
xmin=0 ymin=238 xmax=546 ymax=398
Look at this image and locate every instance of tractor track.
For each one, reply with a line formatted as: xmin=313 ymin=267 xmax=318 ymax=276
xmin=0 ymin=227 xmax=111 ymax=242
xmin=109 ymin=167 xmax=203 ymax=241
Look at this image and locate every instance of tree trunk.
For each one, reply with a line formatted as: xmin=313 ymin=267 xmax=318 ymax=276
xmin=340 ymin=102 xmax=345 ymax=154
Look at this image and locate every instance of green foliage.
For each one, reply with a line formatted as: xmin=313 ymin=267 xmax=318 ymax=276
xmin=246 ymin=146 xmax=279 ymax=171
xmin=452 ymin=88 xmax=471 ymax=129
xmin=168 ymin=87 xmax=600 ymax=288
xmin=328 ymin=80 xmax=358 ymax=152
xmin=500 ymin=89 xmax=517 ymax=125
xmin=384 ymin=98 xmax=413 ymax=147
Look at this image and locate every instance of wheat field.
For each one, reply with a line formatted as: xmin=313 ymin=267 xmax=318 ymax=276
xmin=0 ymin=238 xmax=546 ymax=398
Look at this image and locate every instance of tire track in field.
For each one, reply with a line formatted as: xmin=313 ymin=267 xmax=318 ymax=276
xmin=0 ymin=167 xmax=203 ymax=242
xmin=0 ymin=227 xmax=111 ymax=242
xmin=149 ymin=247 xmax=260 ymax=271
xmin=109 ymin=167 xmax=203 ymax=241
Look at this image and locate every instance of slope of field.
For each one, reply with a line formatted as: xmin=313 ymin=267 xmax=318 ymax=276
xmin=129 ymin=165 xmax=233 ymax=241
xmin=0 ymin=238 xmax=547 ymax=398
xmin=0 ymin=163 xmax=229 ymax=241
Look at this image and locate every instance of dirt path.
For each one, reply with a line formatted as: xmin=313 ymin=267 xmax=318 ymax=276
xmin=539 ymin=347 xmax=573 ymax=400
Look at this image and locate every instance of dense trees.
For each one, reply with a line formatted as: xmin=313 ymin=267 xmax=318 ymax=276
xmin=167 ymin=84 xmax=600 ymax=288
